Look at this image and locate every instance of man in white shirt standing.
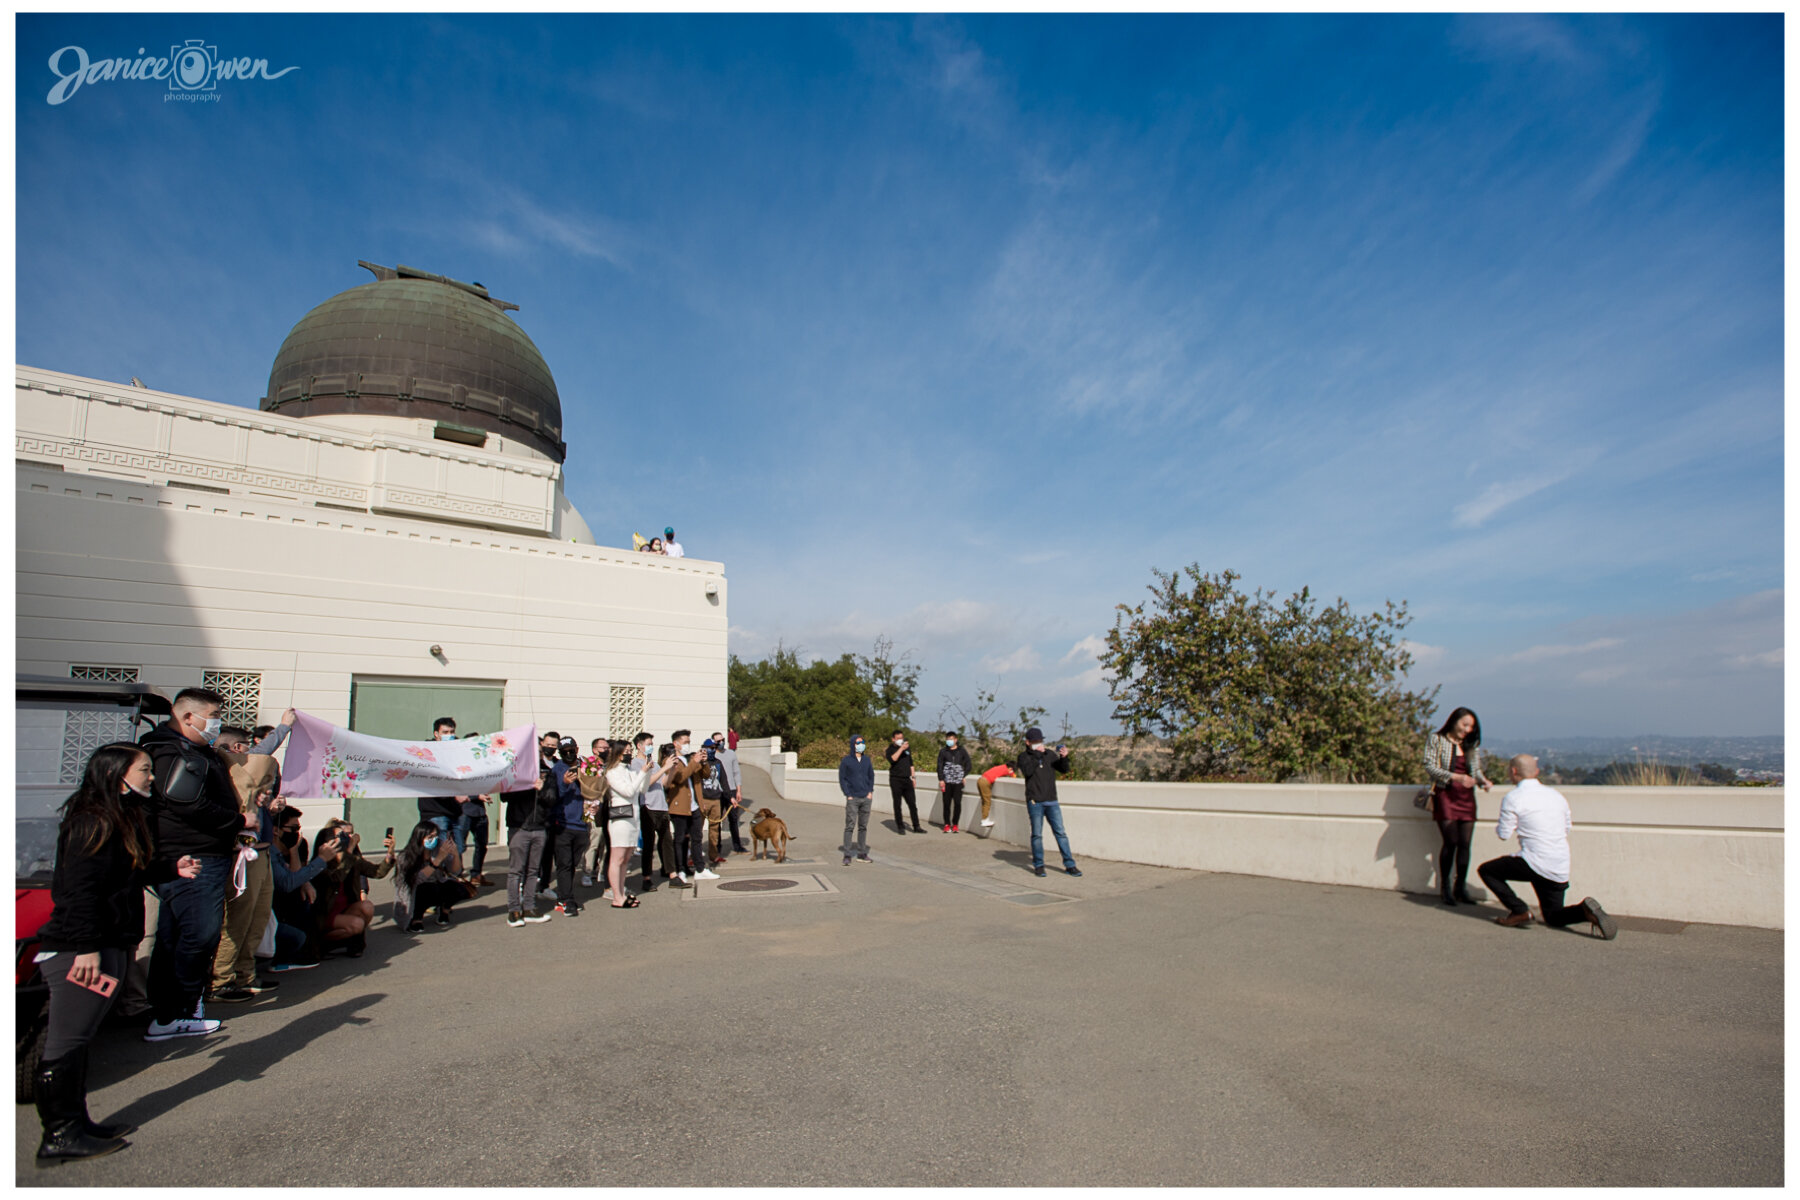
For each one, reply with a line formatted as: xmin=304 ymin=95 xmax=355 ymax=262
xmin=662 ymin=526 xmax=684 ymax=558
xmin=1477 ymin=754 xmax=1618 ymax=939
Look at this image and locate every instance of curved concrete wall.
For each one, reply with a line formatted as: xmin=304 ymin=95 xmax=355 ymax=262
xmin=736 ymin=738 xmax=1783 ymax=929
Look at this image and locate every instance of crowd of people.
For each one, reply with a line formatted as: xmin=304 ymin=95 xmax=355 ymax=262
xmin=27 ymin=686 xmax=745 ymax=1168
xmin=30 ymin=686 xmax=1617 ymax=1170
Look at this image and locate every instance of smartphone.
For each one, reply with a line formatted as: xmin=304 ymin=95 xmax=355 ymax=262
xmin=76 ymin=972 xmax=119 ymax=998
xmin=385 ymin=826 xmax=394 ymax=839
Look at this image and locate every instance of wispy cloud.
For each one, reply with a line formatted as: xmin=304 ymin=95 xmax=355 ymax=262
xmin=1061 ymin=635 xmax=1107 ymax=664
xmin=1451 ymin=470 xmax=1571 ymax=529
xmin=1575 ymin=88 xmax=1660 ymax=204
xmin=979 ymin=644 xmax=1042 ymax=674
xmin=1502 ymin=637 xmax=1624 ymax=664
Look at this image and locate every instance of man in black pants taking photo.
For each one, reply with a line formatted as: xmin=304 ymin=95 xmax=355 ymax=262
xmin=887 ymin=731 xmax=924 ymax=834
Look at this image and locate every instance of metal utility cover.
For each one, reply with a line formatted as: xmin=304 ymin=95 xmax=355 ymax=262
xmin=689 ymin=873 xmax=839 ymax=901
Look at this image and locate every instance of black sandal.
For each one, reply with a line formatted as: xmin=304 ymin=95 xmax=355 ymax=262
xmin=612 ymin=895 xmax=640 ymax=909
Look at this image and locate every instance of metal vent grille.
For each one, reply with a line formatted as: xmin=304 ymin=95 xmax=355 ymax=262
xmin=609 ymin=685 xmax=645 ymax=741
xmin=202 ymin=670 xmax=262 ymax=728
xmin=70 ymin=665 xmax=139 ymax=683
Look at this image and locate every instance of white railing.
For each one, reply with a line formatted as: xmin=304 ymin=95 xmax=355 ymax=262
xmin=746 ymin=758 xmax=1785 ymax=929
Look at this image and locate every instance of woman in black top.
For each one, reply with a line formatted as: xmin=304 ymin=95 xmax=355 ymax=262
xmin=32 ymin=743 xmax=200 ymax=1167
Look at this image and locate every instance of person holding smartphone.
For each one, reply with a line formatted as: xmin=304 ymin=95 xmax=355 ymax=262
xmin=32 ymin=743 xmax=203 ymax=1167
xmin=1016 ymin=728 xmax=1082 ymax=879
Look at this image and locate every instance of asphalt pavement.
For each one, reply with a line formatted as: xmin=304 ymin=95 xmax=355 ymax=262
xmin=17 ymin=766 xmax=1783 ymax=1186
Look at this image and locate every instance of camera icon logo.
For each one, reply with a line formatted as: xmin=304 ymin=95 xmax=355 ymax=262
xmin=169 ymin=39 xmax=217 ymax=91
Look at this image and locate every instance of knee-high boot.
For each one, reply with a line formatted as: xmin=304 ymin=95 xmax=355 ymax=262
xmin=35 ymin=1052 xmax=128 ymax=1167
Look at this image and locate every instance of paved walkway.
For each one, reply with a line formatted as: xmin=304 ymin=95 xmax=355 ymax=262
xmin=18 ymin=766 xmax=1782 ymax=1186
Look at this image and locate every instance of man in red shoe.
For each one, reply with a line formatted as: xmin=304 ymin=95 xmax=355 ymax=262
xmin=1477 ymin=754 xmax=1617 ymax=939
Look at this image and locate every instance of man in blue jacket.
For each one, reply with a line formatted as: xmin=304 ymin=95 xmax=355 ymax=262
xmin=839 ymin=735 xmax=876 ymax=865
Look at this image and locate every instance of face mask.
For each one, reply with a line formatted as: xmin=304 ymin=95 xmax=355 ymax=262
xmin=123 ymin=781 xmax=151 ymax=799
xmin=853 ymin=742 xmax=866 ymax=752
xmin=279 ymin=830 xmax=299 ymax=847
xmin=201 ymin=717 xmax=223 ymax=745
xmin=424 ymin=836 xmax=440 ymax=850
xmin=438 ymin=732 xmax=456 ymax=741
xmin=946 ymin=739 xmax=957 ymax=747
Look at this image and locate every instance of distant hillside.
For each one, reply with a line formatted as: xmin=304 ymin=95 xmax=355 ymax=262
xmin=1065 ymin=732 xmax=1783 ymax=782
xmin=1500 ymin=736 xmax=1783 ymax=773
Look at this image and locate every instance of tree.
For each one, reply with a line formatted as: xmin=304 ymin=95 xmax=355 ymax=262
xmin=728 ymin=642 xmax=879 ymax=749
xmin=856 ymin=636 xmax=921 ymax=731
xmin=1099 ymin=566 xmax=1438 ymax=783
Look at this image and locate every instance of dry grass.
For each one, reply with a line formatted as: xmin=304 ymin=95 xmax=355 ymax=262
xmin=1610 ymin=758 xmax=1700 ymax=787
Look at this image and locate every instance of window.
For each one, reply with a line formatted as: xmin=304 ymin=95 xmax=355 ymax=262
xmin=609 ymin=685 xmax=646 ymax=741
xmin=202 ymin=670 xmax=262 ymax=729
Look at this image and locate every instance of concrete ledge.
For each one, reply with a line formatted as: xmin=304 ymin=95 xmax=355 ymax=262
xmin=735 ymin=740 xmax=1783 ymax=929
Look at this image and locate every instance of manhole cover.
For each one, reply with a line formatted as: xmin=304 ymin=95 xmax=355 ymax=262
xmin=717 ymin=878 xmax=801 ymax=893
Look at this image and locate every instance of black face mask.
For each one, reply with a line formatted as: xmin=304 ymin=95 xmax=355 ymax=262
xmin=279 ymin=830 xmax=300 ymax=848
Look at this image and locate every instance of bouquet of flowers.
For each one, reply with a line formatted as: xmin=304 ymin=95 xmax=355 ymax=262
xmin=576 ymin=753 xmax=609 ymax=807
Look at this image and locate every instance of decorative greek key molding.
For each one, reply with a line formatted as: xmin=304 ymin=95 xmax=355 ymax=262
xmin=377 ymin=487 xmax=545 ymax=525
xmin=16 ymin=437 xmax=370 ymax=502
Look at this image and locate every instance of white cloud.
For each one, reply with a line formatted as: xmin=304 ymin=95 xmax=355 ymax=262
xmin=1502 ymin=637 xmax=1624 ymax=664
xmin=979 ymin=644 xmax=1041 ymax=674
xmin=1061 ymin=634 xmax=1107 ymax=664
xmin=1451 ymin=471 xmax=1570 ymax=529
xmin=1728 ymin=648 xmax=1783 ymax=668
xmin=1043 ymin=664 xmax=1108 ymax=697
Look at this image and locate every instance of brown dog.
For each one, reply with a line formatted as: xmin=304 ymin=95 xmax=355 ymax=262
xmin=750 ymin=808 xmax=793 ymax=863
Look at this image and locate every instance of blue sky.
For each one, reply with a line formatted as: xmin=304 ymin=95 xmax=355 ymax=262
xmin=15 ymin=14 xmax=1784 ymax=740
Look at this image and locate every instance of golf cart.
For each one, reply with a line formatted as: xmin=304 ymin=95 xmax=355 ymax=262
xmin=15 ymin=675 xmax=172 ymax=1103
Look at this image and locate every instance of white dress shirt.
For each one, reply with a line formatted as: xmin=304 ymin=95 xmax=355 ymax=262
xmin=1494 ymin=778 xmax=1573 ymax=882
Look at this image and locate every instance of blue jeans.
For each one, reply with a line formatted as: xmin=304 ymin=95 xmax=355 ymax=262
xmin=426 ymin=815 xmax=452 ymax=834
xmin=451 ymin=810 xmax=489 ymax=876
xmin=148 ymin=854 xmax=231 ymax=1023
xmin=1028 ymin=801 xmax=1077 ymax=872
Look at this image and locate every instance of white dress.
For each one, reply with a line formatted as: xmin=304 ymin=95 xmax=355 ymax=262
xmin=603 ymin=763 xmax=648 ymax=845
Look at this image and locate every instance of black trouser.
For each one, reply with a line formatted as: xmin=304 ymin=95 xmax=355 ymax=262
xmin=640 ymin=809 xmax=676 ymax=882
xmin=1478 ymin=855 xmax=1589 ymax=926
xmin=671 ymin=813 xmax=704 ymax=874
xmin=726 ymin=793 xmax=746 ymax=851
xmin=553 ymin=827 xmax=590 ymax=908
xmin=942 ymin=782 xmax=964 ymax=827
xmin=411 ymin=879 xmax=464 ymax=921
xmin=40 ymin=948 xmax=128 ymax=1061
xmin=1436 ymin=819 xmax=1473 ymax=896
xmin=891 ymin=778 xmax=920 ymax=829
xmin=537 ymin=827 xmax=557 ymax=891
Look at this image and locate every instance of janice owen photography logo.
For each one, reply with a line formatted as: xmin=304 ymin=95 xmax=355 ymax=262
xmin=46 ymin=39 xmax=299 ymax=105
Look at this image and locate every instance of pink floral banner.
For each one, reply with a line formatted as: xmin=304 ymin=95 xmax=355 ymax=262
xmin=279 ymin=711 xmax=539 ymax=800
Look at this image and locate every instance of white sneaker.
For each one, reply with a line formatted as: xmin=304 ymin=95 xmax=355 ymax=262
xmin=981 ymin=819 xmax=995 ymax=827
xmin=580 ymin=874 xmax=594 ymax=887
xmin=145 ymin=1016 xmax=222 ymax=1042
xmin=677 ymin=873 xmax=691 ymax=884
xmin=601 ymin=888 xmax=614 ymax=900
xmin=696 ymin=869 xmax=720 ymax=880
xmin=539 ymin=888 xmax=558 ymax=902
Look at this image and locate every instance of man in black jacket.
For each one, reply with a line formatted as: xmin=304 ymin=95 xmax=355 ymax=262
xmin=138 ymin=687 xmax=248 ymax=1040
xmin=505 ymin=733 xmax=560 ymax=926
xmin=1017 ymin=727 xmax=1082 ymax=879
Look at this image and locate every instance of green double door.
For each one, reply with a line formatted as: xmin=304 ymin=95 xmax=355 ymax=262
xmin=345 ymin=679 xmax=506 ymax=840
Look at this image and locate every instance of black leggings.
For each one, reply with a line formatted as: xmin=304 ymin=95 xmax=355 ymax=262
xmin=1436 ymin=819 xmax=1473 ymax=892
xmin=942 ymin=783 xmax=964 ymax=827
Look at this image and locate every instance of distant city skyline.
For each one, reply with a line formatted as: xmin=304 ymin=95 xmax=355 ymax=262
xmin=14 ymin=14 xmax=1783 ymax=739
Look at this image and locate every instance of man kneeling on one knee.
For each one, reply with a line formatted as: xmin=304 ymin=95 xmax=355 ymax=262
xmin=1477 ymin=754 xmax=1617 ymax=939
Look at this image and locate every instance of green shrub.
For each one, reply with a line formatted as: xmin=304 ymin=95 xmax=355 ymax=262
xmin=797 ymin=737 xmax=852 ymax=769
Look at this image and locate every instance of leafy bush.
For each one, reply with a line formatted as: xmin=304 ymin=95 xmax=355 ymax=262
xmin=797 ymin=737 xmax=853 ymax=770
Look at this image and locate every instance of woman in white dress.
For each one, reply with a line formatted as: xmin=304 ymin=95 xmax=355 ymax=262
xmin=601 ymin=744 xmax=672 ymax=909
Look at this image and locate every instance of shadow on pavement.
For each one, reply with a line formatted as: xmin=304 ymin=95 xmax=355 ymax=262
xmin=99 ymin=993 xmax=385 ymax=1129
xmin=1399 ymin=892 xmax=1504 ymax=924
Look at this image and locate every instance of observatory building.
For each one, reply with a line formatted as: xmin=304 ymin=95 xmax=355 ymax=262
xmin=16 ymin=261 xmax=726 ymax=836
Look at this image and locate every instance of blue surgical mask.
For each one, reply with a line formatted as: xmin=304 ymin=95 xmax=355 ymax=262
xmin=424 ymin=835 xmax=440 ymax=850
xmin=853 ymin=742 xmax=865 ymax=752
xmin=202 ymin=717 xmax=223 ymax=745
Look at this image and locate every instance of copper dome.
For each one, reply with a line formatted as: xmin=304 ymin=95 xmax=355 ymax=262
xmin=261 ymin=262 xmax=565 ymax=462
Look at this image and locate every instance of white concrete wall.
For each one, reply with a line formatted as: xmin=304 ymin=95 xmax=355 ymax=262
xmin=749 ymin=756 xmax=1785 ymax=929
